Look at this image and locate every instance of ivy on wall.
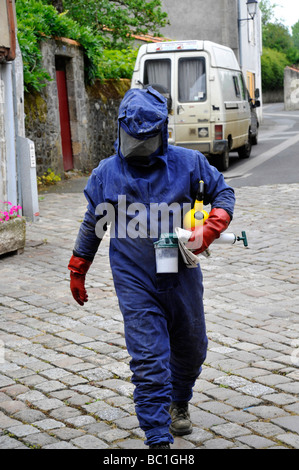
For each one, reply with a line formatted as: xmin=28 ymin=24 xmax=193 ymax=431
xmin=16 ymin=0 xmax=138 ymax=91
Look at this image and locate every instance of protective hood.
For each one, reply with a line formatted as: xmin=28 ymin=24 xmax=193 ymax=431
xmin=117 ymin=87 xmax=169 ymax=165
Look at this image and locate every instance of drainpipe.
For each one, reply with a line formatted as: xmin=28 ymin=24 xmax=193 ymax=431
xmin=3 ymin=61 xmax=17 ymax=206
xmin=238 ymin=0 xmax=244 ymax=69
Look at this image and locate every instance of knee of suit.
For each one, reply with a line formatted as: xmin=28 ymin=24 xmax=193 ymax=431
xmin=130 ymin=356 xmax=171 ymax=389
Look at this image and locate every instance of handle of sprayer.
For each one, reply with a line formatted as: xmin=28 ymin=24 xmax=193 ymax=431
xmin=196 ymin=180 xmax=205 ymax=202
xmin=237 ymin=231 xmax=248 ymax=247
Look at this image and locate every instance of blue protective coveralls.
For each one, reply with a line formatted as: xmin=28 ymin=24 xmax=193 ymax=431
xmin=72 ymin=87 xmax=235 ymax=446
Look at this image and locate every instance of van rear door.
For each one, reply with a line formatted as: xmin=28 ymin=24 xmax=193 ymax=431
xmin=141 ymin=52 xmax=211 ymax=152
xmin=173 ymin=53 xmax=211 ymax=152
xmin=140 ymin=53 xmax=175 ymax=139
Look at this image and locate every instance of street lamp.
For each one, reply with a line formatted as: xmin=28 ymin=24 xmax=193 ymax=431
xmin=239 ymin=0 xmax=258 ymax=22
xmin=247 ymin=0 xmax=258 ymax=19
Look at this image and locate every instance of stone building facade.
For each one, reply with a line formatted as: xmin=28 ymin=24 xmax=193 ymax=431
xmin=24 ymin=38 xmax=130 ymax=177
xmin=160 ymin=0 xmax=240 ymax=59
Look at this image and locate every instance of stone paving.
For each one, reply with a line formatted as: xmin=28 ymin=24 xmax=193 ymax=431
xmin=0 ymin=179 xmax=298 ymax=450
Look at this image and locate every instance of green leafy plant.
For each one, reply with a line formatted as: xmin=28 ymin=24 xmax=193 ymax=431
xmin=99 ymin=49 xmax=139 ymax=80
xmin=16 ymin=0 xmax=104 ymax=90
xmin=260 ymin=0 xmax=299 ymax=88
xmin=261 ymin=47 xmax=289 ymax=90
xmin=16 ymin=0 xmax=168 ymax=91
xmin=62 ymin=0 xmax=168 ymax=49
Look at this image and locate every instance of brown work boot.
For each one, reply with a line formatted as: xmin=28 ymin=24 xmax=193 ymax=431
xmin=169 ymin=401 xmax=192 ymax=436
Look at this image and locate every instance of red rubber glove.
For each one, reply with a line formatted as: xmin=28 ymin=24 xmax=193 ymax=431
xmin=186 ymin=208 xmax=231 ymax=255
xmin=68 ymin=255 xmax=92 ymax=306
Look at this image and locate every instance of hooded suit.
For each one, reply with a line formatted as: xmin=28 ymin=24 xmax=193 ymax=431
xmin=72 ymin=87 xmax=235 ymax=445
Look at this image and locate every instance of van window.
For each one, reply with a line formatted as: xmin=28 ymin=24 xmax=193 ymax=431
xmin=178 ymin=57 xmax=206 ymax=102
xmin=233 ymin=74 xmax=246 ymax=100
xmin=233 ymin=76 xmax=241 ymax=97
xmin=144 ymin=59 xmax=171 ymax=92
xmin=239 ymin=73 xmax=247 ymax=100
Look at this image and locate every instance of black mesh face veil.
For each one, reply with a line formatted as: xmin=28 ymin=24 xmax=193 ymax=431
xmin=120 ymin=127 xmax=162 ymax=161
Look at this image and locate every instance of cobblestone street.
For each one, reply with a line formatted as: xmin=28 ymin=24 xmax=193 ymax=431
xmin=0 ymin=179 xmax=298 ymax=450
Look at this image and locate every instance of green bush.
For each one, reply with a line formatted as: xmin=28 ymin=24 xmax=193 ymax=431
xmin=16 ymin=0 xmax=103 ymax=91
xmin=17 ymin=25 xmax=52 ymax=92
xmin=99 ymin=49 xmax=138 ymax=80
xmin=261 ymin=47 xmax=289 ymax=91
xmin=16 ymin=0 xmax=141 ymax=91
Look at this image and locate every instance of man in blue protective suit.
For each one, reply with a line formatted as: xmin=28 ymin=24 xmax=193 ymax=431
xmin=68 ymin=87 xmax=235 ymax=449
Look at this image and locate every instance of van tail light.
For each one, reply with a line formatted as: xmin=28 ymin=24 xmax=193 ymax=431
xmin=215 ymin=125 xmax=223 ymax=140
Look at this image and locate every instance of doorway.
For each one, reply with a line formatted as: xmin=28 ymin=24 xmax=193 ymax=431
xmin=246 ymin=71 xmax=256 ymax=102
xmin=55 ymin=56 xmax=73 ymax=171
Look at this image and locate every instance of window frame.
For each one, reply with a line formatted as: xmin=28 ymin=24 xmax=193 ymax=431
xmin=178 ymin=56 xmax=207 ymax=103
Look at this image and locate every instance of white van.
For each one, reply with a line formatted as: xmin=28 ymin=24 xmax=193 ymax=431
xmin=131 ymin=40 xmax=252 ymax=170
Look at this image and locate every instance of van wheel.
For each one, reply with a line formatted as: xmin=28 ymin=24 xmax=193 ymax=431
xmin=238 ymin=139 xmax=252 ymax=159
xmin=218 ymin=149 xmax=230 ymax=171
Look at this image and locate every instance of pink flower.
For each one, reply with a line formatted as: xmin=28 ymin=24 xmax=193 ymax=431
xmin=0 ymin=201 xmax=22 ymax=222
xmin=1 ymin=201 xmax=12 ymax=205
xmin=9 ymin=205 xmax=21 ymax=215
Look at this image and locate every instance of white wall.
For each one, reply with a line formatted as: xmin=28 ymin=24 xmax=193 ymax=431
xmin=238 ymin=0 xmax=263 ymax=118
xmin=238 ymin=1 xmax=263 ymax=92
xmin=0 ymin=46 xmax=24 ymax=206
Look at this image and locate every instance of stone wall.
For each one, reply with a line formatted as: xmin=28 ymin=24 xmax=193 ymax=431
xmin=24 ymin=91 xmax=51 ymax=175
xmin=262 ymin=89 xmax=284 ymax=104
xmin=284 ymin=66 xmax=299 ymax=111
xmin=24 ymin=38 xmax=86 ymax=176
xmin=24 ymin=38 xmax=130 ymax=177
xmin=86 ymin=79 xmax=131 ymax=169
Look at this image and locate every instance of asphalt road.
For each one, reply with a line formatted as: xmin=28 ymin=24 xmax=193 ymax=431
xmin=225 ymin=102 xmax=299 ymax=188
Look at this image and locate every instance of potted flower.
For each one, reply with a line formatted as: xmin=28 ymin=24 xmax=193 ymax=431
xmin=0 ymin=201 xmax=26 ymax=256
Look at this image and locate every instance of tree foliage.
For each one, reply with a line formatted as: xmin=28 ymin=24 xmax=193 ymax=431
xmin=261 ymin=47 xmax=289 ymax=91
xmin=259 ymin=0 xmax=299 ymax=91
xmin=62 ymin=0 xmax=169 ymax=49
xmin=263 ymin=23 xmax=293 ymax=54
xmin=259 ymin=0 xmax=277 ymax=26
xmin=15 ymin=0 xmax=168 ymax=91
xmin=43 ymin=0 xmax=168 ymax=49
xmin=292 ymin=21 xmax=299 ymax=49
xmin=16 ymin=0 xmax=104 ymax=91
xmin=99 ymin=49 xmax=138 ymax=79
